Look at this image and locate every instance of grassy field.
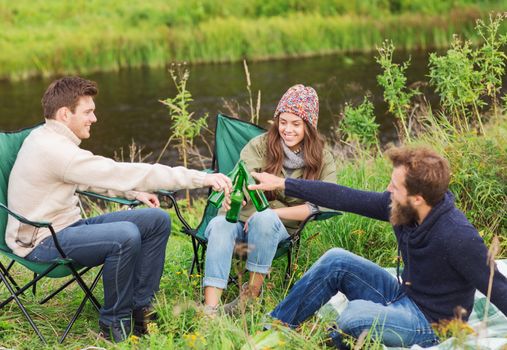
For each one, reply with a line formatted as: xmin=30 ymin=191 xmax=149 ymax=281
xmin=0 ymin=113 xmax=505 ymax=349
xmin=1 ymin=1 xmax=507 ymax=80
xmin=1 ymin=11 xmax=506 ymax=347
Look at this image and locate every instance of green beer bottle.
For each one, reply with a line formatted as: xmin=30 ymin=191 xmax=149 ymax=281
xmin=208 ymin=161 xmax=242 ymax=208
xmin=239 ymin=161 xmax=269 ymax=212
xmin=225 ymin=170 xmax=245 ymax=223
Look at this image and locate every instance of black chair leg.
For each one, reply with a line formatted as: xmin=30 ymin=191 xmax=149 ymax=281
xmin=199 ymin=245 xmax=205 ymax=274
xmin=32 ymin=273 xmax=37 ymax=296
xmin=189 ymin=237 xmax=200 ymax=277
xmin=59 ymin=266 xmax=103 ymax=343
xmin=39 ymin=266 xmax=93 ymax=305
xmin=0 ymin=265 xmax=55 ymax=309
xmin=69 ymin=267 xmax=101 ymax=311
xmin=0 ymin=261 xmax=21 ymax=291
xmin=6 ymin=260 xmax=15 ymax=272
xmin=285 ymin=248 xmax=293 ymax=282
xmin=0 ymin=271 xmax=46 ymax=344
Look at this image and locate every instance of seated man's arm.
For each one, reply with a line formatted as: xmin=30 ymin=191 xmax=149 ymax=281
xmin=285 ymin=178 xmax=391 ymax=222
xmin=63 ymin=148 xmax=207 ymax=192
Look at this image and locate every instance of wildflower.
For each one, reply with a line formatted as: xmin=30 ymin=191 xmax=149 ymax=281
xmin=129 ymin=334 xmax=139 ymax=344
xmin=147 ymin=322 xmax=159 ymax=335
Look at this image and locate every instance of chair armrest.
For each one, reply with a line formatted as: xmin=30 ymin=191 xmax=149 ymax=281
xmin=0 ymin=203 xmax=51 ymax=228
xmin=76 ymin=190 xmax=141 ymax=207
xmin=155 ymin=190 xmax=193 ymax=232
xmin=0 ymin=203 xmax=69 ymax=258
xmin=291 ymin=210 xmax=342 ymax=241
xmin=314 ymin=210 xmax=342 ymax=221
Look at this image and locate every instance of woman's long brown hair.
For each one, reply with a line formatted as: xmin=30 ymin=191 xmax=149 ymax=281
xmin=264 ymin=117 xmax=325 ymax=182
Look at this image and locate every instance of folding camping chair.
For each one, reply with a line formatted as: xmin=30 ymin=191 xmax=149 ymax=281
xmin=0 ymin=124 xmax=139 ymax=343
xmin=158 ymin=114 xmax=342 ymax=284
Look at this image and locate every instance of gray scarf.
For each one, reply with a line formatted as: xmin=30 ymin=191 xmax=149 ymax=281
xmin=282 ymin=140 xmax=305 ymax=170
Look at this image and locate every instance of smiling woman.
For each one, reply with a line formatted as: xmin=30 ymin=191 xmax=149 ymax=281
xmin=201 ymin=84 xmax=337 ymax=314
xmin=278 ymin=113 xmax=305 ymax=152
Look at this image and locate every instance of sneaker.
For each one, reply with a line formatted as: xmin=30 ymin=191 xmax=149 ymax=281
xmin=223 ymin=282 xmax=262 ymax=315
xmin=132 ymin=305 xmax=158 ymax=336
xmin=99 ymin=319 xmax=132 ymax=343
xmin=200 ymin=304 xmax=220 ymax=318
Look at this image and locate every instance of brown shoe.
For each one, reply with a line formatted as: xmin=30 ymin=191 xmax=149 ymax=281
xmin=223 ymin=283 xmax=262 ymax=315
xmin=132 ymin=305 xmax=157 ymax=336
xmin=99 ymin=319 xmax=132 ymax=342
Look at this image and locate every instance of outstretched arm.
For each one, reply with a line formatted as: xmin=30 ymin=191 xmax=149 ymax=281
xmin=249 ymin=172 xmax=391 ymax=221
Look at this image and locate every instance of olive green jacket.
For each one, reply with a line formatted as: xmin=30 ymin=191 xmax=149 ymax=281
xmin=236 ymin=133 xmax=337 ymax=233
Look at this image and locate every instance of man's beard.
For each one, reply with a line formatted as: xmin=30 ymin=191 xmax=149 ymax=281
xmin=390 ymin=199 xmax=419 ymax=226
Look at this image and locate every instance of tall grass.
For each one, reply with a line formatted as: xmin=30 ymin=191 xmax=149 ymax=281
xmin=1 ymin=10 xmax=506 ymax=349
xmin=1 ymin=2 xmax=506 ymax=80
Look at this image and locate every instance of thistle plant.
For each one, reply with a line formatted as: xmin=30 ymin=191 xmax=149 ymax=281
xmin=475 ymin=13 xmax=507 ymax=118
xmin=428 ymin=13 xmax=507 ymax=134
xmin=339 ymin=97 xmax=380 ymax=154
xmin=376 ymin=40 xmax=419 ymax=142
xmin=158 ymin=65 xmax=208 ymax=206
xmin=428 ymin=36 xmax=484 ymax=132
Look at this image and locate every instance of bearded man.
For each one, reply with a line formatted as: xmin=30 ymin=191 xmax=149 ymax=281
xmin=248 ymin=146 xmax=507 ymax=349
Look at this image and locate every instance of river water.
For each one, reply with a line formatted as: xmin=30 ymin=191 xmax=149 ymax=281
xmin=0 ymin=50 xmax=503 ymax=166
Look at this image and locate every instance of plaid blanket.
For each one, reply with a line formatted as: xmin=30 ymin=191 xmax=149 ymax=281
xmin=320 ymin=260 xmax=507 ymax=349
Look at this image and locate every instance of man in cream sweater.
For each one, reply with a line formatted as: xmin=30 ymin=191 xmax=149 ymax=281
xmin=6 ymin=76 xmax=231 ymax=342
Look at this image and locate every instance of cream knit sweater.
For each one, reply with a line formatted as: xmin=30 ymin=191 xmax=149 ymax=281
xmin=7 ymin=119 xmax=206 ymax=257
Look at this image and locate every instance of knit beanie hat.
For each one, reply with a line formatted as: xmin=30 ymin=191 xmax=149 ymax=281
xmin=274 ymin=84 xmax=319 ymax=129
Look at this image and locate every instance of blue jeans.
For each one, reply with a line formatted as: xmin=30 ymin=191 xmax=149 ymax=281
xmin=25 ymin=208 xmax=171 ymax=325
xmin=270 ymin=248 xmax=439 ymax=348
xmin=203 ymin=209 xmax=290 ymax=289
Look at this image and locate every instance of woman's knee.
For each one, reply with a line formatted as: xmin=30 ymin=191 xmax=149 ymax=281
xmin=248 ymin=209 xmax=278 ymax=227
xmin=247 ymin=209 xmax=283 ymax=238
xmin=205 ymin=215 xmax=237 ymax=240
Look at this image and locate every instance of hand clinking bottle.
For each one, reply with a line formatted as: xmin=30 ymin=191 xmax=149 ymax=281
xmin=207 ymin=160 xmax=269 ymax=222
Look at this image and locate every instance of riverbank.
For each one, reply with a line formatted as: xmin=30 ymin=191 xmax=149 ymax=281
xmin=1 ymin=2 xmax=506 ymax=80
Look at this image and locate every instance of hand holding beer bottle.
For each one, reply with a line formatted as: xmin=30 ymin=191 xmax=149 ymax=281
xmin=207 ymin=160 xmax=270 ymax=222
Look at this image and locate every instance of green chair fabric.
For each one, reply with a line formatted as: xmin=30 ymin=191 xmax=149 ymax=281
xmin=76 ymin=190 xmax=141 ymax=207
xmin=193 ymin=114 xmax=265 ymax=242
xmin=0 ymin=125 xmax=40 ymax=252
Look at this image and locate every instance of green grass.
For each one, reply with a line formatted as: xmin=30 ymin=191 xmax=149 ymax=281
xmin=1 ymin=114 xmax=505 ymax=348
xmin=1 ymin=11 xmax=506 ymax=344
xmin=1 ymin=1 xmax=507 ymax=80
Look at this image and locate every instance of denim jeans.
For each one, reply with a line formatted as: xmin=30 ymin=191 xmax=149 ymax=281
xmin=25 ymin=208 xmax=171 ymax=325
xmin=203 ymin=209 xmax=290 ymax=289
xmin=270 ymin=248 xmax=439 ymax=348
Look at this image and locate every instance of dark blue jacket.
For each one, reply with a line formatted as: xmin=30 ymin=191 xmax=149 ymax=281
xmin=285 ymin=178 xmax=507 ymax=323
